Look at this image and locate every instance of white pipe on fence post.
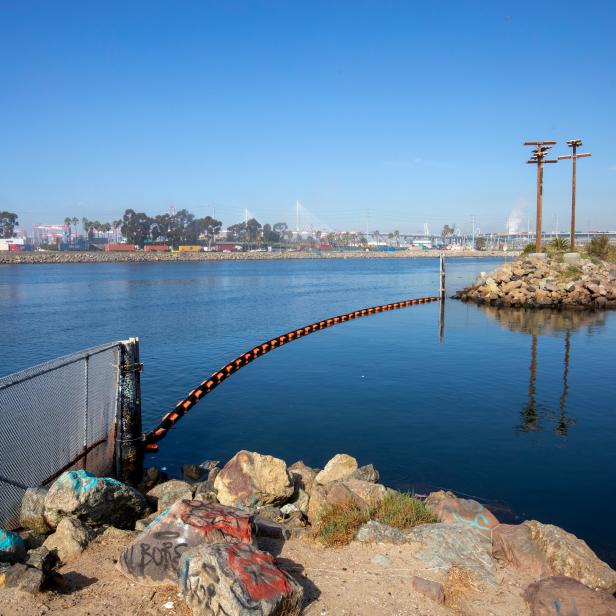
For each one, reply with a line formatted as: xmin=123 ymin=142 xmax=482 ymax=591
xmin=439 ymin=253 xmax=446 ymax=298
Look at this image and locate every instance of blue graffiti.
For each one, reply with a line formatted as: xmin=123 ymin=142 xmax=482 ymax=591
xmin=451 ymin=501 xmax=492 ymax=537
xmin=0 ymin=529 xmax=24 ymax=551
xmin=58 ymin=470 xmax=99 ymax=494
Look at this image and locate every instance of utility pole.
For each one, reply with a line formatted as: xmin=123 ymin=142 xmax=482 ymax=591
xmin=524 ymin=141 xmax=558 ymax=253
xmin=558 ymin=139 xmax=592 ymax=250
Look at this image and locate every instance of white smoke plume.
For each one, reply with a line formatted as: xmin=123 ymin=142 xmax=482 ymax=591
xmin=506 ymin=200 xmax=528 ymax=235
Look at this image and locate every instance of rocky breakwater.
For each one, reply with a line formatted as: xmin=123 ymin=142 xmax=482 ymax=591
xmin=1 ymin=452 xmax=616 ymax=615
xmin=455 ymin=254 xmax=616 ymax=309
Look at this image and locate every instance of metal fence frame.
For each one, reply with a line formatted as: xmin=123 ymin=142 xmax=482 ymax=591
xmin=0 ymin=338 xmax=142 ymax=529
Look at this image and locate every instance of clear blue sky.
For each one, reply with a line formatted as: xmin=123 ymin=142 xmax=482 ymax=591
xmin=1 ymin=1 xmax=614 ymax=234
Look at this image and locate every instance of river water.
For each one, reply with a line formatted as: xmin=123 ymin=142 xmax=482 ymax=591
xmin=1 ymin=258 xmax=615 ymax=564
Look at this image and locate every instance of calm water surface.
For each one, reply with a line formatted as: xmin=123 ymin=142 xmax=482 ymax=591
xmin=1 ymin=258 xmax=615 ymax=564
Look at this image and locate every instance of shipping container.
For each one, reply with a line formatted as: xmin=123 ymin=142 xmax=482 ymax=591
xmin=104 ymin=244 xmax=136 ymax=252
xmin=177 ymin=245 xmax=203 ymax=252
xmin=8 ymin=244 xmax=25 ymax=252
xmin=144 ymin=245 xmax=170 ymax=252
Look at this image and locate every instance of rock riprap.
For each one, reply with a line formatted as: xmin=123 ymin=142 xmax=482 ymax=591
xmin=455 ymin=255 xmax=616 ymax=309
xmin=43 ymin=517 xmax=93 ymax=564
xmin=19 ymin=487 xmax=52 ymax=535
xmin=214 ymin=451 xmax=294 ymax=508
xmin=314 ymin=453 xmax=358 ymax=485
xmin=118 ymin=499 xmax=254 ymax=586
xmin=44 ymin=470 xmax=147 ymax=529
xmin=179 ymin=542 xmax=303 ymax=616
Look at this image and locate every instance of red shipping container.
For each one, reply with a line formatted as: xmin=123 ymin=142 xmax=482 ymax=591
xmin=105 ymin=244 xmax=136 ymax=252
xmin=144 ymin=245 xmax=170 ymax=252
xmin=8 ymin=244 xmax=25 ymax=252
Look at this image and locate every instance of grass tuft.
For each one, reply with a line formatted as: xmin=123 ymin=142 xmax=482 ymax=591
xmin=316 ymin=492 xmax=436 ymax=547
xmin=371 ymin=492 xmax=438 ymax=529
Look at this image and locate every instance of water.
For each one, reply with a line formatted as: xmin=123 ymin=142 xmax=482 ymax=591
xmin=1 ymin=258 xmax=615 ymax=564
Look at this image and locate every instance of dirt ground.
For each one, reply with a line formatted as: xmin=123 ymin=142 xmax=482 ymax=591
xmin=0 ymin=529 xmax=532 ymax=616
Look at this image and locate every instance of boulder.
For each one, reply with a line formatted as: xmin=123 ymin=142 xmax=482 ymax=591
xmin=524 ymin=520 xmax=616 ymax=592
xmin=118 ymin=499 xmax=253 ymax=586
xmin=20 ymin=487 xmax=52 ymax=535
xmin=147 ymin=479 xmax=194 ymax=511
xmin=289 ymin=488 xmax=309 ymax=515
xmin=0 ymin=562 xmax=45 ymax=593
xmin=350 ymin=464 xmax=380 ymax=483
xmin=0 ymin=529 xmax=26 ymax=563
xmin=492 ymin=523 xmax=551 ymax=578
xmin=178 ymin=542 xmax=303 ymax=616
xmin=214 ymin=451 xmax=294 ymax=508
xmin=43 ymin=517 xmax=93 ymax=564
xmin=306 ymin=480 xmax=387 ymax=525
xmin=406 ymin=523 xmax=496 ymax=582
xmin=134 ymin=510 xmax=161 ymax=532
xmin=411 ymin=576 xmax=445 ymax=604
xmin=182 ymin=464 xmax=206 ymax=482
xmin=44 ymin=470 xmax=147 ymax=529
xmin=524 ymin=576 xmax=616 ymax=616
xmin=288 ymin=461 xmax=317 ymax=495
xmin=424 ymin=491 xmax=499 ymax=540
xmin=314 ymin=454 xmax=358 ymax=485
xmin=137 ymin=466 xmax=168 ymax=493
xmin=25 ymin=546 xmax=60 ymax=574
xmin=356 ymin=521 xmax=405 ymax=545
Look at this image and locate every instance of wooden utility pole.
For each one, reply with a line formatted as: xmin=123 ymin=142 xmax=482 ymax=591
xmin=558 ymin=139 xmax=592 ymax=250
xmin=524 ymin=141 xmax=558 ymax=253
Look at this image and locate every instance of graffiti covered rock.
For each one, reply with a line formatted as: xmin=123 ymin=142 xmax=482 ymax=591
xmin=118 ymin=500 xmax=254 ymax=586
xmin=179 ymin=542 xmax=303 ymax=616
xmin=44 ymin=470 xmax=147 ymax=529
xmin=424 ymin=490 xmax=499 ymax=540
xmin=0 ymin=529 xmax=26 ymax=564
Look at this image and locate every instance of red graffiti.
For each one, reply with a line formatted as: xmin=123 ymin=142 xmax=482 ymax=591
xmin=227 ymin=543 xmax=291 ymax=601
xmin=179 ymin=501 xmax=253 ymax=544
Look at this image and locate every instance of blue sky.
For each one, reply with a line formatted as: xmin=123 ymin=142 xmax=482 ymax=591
xmin=1 ymin=1 xmax=614 ymax=234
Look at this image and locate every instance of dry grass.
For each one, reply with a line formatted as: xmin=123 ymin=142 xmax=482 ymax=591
xmin=316 ymin=492 xmax=436 ymax=547
xmin=444 ymin=565 xmax=476 ymax=611
xmin=371 ymin=492 xmax=437 ymax=529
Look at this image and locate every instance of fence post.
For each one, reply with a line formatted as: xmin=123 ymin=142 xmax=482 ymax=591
xmin=117 ymin=337 xmax=144 ymax=486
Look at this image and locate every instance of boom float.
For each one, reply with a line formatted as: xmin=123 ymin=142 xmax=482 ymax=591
xmin=144 ymin=295 xmax=440 ymax=451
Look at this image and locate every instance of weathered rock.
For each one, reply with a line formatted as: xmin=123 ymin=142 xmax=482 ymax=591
xmin=0 ymin=529 xmax=27 ymax=563
xmin=524 ymin=520 xmax=616 ymax=592
xmin=356 ymin=521 xmax=405 ymax=544
xmin=0 ymin=562 xmax=45 ymax=593
xmin=182 ymin=464 xmax=207 ymax=482
xmin=118 ymin=500 xmax=253 ymax=586
xmin=214 ymin=451 xmax=294 ymax=508
xmin=134 ymin=510 xmax=161 ymax=532
xmin=19 ymin=530 xmax=47 ymax=551
xmin=343 ymin=479 xmax=387 ymax=506
xmin=306 ymin=484 xmax=328 ymax=526
xmin=314 ymin=454 xmax=358 ymax=485
xmin=25 ymin=546 xmax=59 ymax=574
xmin=147 ymin=479 xmax=194 ymax=511
xmin=524 ymin=576 xmax=616 ymax=616
xmin=411 ymin=576 xmax=445 ymax=604
xmin=256 ymin=505 xmax=283 ymax=522
xmin=492 ymin=523 xmax=551 ymax=578
xmin=350 ymin=464 xmax=380 ymax=483
xmin=43 ymin=517 xmax=93 ymax=564
xmin=253 ymin=516 xmax=308 ymax=540
xmin=406 ymin=523 xmax=496 ymax=581
xmin=44 ymin=470 xmax=147 ymax=529
xmin=289 ymin=488 xmax=309 ymax=514
xmin=20 ymin=487 xmax=52 ymax=535
xmin=288 ymin=461 xmax=317 ymax=495
xmin=137 ymin=466 xmax=168 ymax=494
xmin=179 ymin=542 xmax=303 ymax=616
xmin=424 ymin=490 xmax=499 ymax=540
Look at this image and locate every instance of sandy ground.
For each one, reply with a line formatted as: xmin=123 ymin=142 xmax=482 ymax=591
xmin=0 ymin=249 xmax=513 ymax=265
xmin=0 ymin=529 xmax=532 ymax=616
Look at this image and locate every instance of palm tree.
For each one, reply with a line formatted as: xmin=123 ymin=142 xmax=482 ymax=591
xmin=550 ymin=236 xmax=568 ymax=252
xmin=113 ymin=220 xmax=122 ymax=243
xmin=71 ymin=217 xmax=79 ymax=237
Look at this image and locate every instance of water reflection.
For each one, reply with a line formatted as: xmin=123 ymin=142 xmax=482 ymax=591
xmin=479 ymin=307 xmax=607 ymax=436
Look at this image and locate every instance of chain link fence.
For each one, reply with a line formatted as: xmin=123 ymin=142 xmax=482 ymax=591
xmin=0 ymin=339 xmax=140 ymax=529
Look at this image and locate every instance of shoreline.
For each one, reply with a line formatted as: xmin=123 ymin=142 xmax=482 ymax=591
xmin=0 ymin=249 xmax=514 ymax=265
